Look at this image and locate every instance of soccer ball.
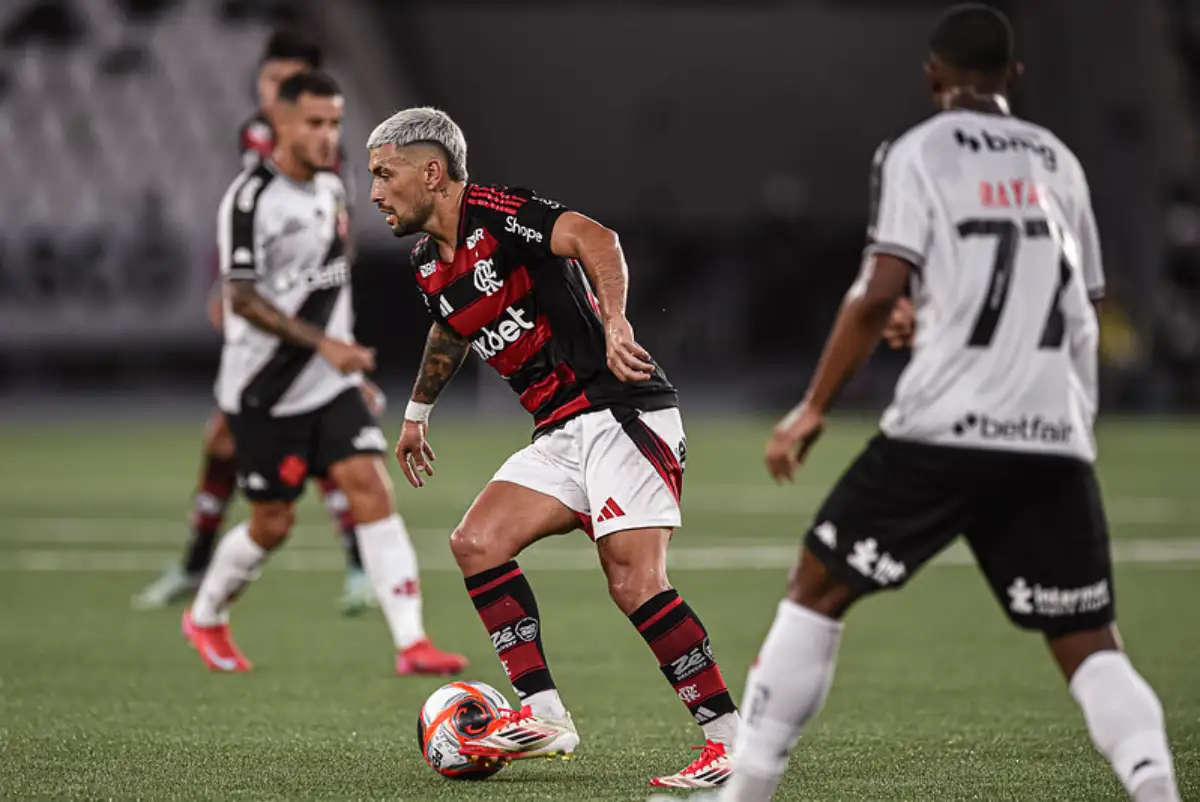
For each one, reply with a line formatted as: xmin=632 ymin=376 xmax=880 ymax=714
xmin=417 ymin=680 xmax=511 ymax=779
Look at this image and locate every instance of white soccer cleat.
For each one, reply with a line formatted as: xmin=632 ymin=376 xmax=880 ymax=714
xmin=456 ymin=705 xmax=579 ymax=763
xmin=649 ymin=739 xmax=733 ymax=789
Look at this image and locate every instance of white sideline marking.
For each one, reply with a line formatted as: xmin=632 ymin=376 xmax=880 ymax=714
xmin=2 ymin=539 xmax=1199 ymax=573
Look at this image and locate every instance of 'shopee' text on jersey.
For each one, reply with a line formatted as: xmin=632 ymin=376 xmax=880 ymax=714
xmin=410 ymin=185 xmax=677 ymax=435
xmin=214 ymin=162 xmax=359 ymax=417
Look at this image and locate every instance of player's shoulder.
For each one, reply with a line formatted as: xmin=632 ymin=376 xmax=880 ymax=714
xmin=1011 ymin=117 xmax=1087 ymax=184
xmin=219 ymin=162 xmax=277 ymax=214
xmin=315 ymin=171 xmax=345 ymax=194
xmin=239 ymin=112 xmax=273 ymax=146
xmin=410 ymin=234 xmax=434 ymax=266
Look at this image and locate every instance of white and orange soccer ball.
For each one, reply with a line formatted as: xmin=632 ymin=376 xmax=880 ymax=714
xmin=417 ymin=681 xmax=511 ymax=779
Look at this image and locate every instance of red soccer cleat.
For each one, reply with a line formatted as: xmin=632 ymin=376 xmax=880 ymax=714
xmin=395 ymin=639 xmax=468 ymax=677
xmin=182 ymin=608 xmax=252 ymax=672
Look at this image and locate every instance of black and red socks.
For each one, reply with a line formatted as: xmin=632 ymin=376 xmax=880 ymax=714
xmin=466 ymin=561 xmax=556 ymax=704
xmin=630 ymin=589 xmax=738 ymax=728
xmin=183 ymin=454 xmax=237 ymax=575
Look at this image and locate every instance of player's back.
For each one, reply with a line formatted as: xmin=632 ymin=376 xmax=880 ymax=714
xmin=875 ymin=110 xmax=1103 ymax=462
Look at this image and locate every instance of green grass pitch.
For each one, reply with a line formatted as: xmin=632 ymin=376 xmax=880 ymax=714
xmin=0 ymin=415 xmax=1197 ymax=800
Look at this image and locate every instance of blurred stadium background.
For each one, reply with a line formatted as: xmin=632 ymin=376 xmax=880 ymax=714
xmin=1 ymin=1 xmax=1198 ymax=800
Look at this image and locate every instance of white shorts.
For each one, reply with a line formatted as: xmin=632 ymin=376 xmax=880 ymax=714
xmin=492 ymin=407 xmax=685 ymax=539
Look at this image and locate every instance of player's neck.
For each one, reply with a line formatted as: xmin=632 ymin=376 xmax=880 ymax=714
xmin=940 ymin=87 xmax=1010 ymax=116
xmin=271 ymin=148 xmax=316 ymax=184
xmin=424 ymin=182 xmax=468 ymax=257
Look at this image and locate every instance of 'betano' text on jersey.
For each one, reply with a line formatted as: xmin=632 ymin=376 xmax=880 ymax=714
xmin=410 ymin=185 xmax=677 ymax=436
xmin=869 ymin=110 xmax=1104 ymax=462
xmin=214 ymin=162 xmax=359 ymax=416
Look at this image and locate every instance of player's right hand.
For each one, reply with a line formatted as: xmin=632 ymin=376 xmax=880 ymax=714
xmin=395 ymin=420 xmax=436 ymax=488
xmin=605 ymin=316 xmax=655 ymax=383
xmin=319 ymin=338 xmax=376 ymax=375
xmin=765 ymin=402 xmax=825 ymax=484
xmin=882 ymin=297 xmax=915 ymax=350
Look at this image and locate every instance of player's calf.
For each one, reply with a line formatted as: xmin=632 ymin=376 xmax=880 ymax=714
xmin=1053 ymin=627 xmax=1180 ymax=802
xmin=189 ymin=500 xmax=291 ymax=634
xmin=329 ymin=455 xmax=464 ymax=675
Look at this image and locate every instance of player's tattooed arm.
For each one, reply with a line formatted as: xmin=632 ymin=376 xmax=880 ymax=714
xmin=548 ymin=211 xmax=655 ymax=383
xmin=226 ymin=279 xmax=326 ymax=348
xmin=412 ymin=321 xmax=471 ymax=404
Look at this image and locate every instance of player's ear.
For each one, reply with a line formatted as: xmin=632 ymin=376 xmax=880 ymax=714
xmin=923 ymin=56 xmax=942 ymax=98
xmin=1009 ymin=61 xmax=1025 ymax=88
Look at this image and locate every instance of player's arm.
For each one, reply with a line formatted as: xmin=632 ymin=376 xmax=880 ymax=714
xmin=765 ymin=256 xmax=912 ymax=484
xmin=765 ymin=139 xmax=928 ymax=483
xmin=549 ymin=212 xmax=655 ymax=383
xmin=395 ymin=321 xmax=471 ymax=489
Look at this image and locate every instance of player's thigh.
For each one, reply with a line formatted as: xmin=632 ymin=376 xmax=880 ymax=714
xmin=203 ymin=409 xmax=236 ymax=460
xmin=311 ymin=388 xmax=387 ymax=479
xmin=802 ymin=437 xmax=972 ymax=606
xmin=966 ymin=458 xmax=1114 ymax=639
xmin=225 ymin=409 xmax=311 ymax=505
xmin=581 ymin=407 xmax=685 ymax=541
xmin=451 ymin=480 xmax=582 ymax=571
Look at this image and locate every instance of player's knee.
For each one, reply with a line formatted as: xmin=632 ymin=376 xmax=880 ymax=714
xmin=250 ymin=503 xmax=294 ymax=549
xmin=449 ymin=520 xmax=510 ymax=570
xmin=786 ymin=550 xmax=859 ymax=619
xmin=331 ymin=459 xmax=393 ymax=519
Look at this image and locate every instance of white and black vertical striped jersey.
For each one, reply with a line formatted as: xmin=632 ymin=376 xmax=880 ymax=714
xmin=214 ymin=162 xmax=359 ymax=417
xmin=868 ymin=109 xmax=1104 ymax=462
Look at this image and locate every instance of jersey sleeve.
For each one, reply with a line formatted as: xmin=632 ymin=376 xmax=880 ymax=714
xmin=466 ymin=185 xmax=570 ymax=260
xmin=218 ymin=172 xmax=269 ymax=281
xmin=863 ymin=139 xmax=932 ymax=269
xmin=1075 ymin=174 xmax=1105 ymax=301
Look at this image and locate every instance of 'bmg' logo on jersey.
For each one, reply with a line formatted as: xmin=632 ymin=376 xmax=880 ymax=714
xmin=955 ymin=128 xmax=1058 ymax=172
xmin=953 ymin=412 xmax=1073 ymax=443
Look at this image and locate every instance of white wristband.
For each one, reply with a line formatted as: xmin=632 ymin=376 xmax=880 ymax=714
xmin=404 ymin=400 xmax=433 ymax=424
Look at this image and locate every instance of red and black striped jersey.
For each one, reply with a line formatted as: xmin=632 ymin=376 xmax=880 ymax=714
xmin=410 ymin=184 xmax=677 ymax=437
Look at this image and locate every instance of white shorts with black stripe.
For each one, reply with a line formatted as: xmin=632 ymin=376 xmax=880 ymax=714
xmin=491 ymin=407 xmax=685 ymax=539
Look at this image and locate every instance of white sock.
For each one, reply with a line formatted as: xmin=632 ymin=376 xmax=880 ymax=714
xmin=524 ymin=689 xmax=568 ymax=720
xmin=191 ymin=523 xmax=266 ymax=627
xmin=703 ymin=711 xmax=740 ymax=747
xmin=1069 ymin=651 xmax=1179 ymax=800
xmin=356 ymin=514 xmax=425 ymax=649
xmin=724 ymin=600 xmax=843 ymax=802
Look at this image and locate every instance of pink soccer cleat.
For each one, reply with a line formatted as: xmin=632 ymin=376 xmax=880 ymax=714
xmin=182 ymin=608 xmax=252 ymax=672
xmin=395 ymin=639 xmax=468 ymax=677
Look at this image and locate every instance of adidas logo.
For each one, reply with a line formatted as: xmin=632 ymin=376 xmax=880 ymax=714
xmin=595 ymin=497 xmax=625 ymax=524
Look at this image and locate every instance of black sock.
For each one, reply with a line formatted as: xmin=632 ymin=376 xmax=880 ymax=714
xmin=465 ymin=561 xmax=555 ymax=702
xmin=630 ymin=589 xmax=738 ymax=725
xmin=340 ymin=529 xmax=364 ymax=571
xmin=183 ymin=454 xmax=237 ymax=575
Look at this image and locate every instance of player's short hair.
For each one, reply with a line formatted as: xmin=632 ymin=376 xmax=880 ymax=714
xmin=366 ymin=107 xmax=469 ymax=182
xmin=277 ymin=71 xmax=341 ymax=104
xmin=262 ymin=29 xmax=323 ymax=68
xmin=929 ymin=3 xmax=1014 ymax=74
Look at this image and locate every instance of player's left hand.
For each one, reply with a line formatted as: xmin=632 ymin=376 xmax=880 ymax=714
xmin=360 ymin=379 xmax=387 ymax=417
xmin=882 ymin=297 xmax=915 ymax=350
xmin=765 ymin=402 xmax=825 ymax=484
xmin=206 ymin=284 xmax=224 ymax=332
xmin=605 ymin=316 xmax=655 ymax=383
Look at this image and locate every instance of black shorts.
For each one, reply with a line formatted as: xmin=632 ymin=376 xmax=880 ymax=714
xmin=226 ymin=387 xmax=386 ymax=503
xmin=805 ymin=435 xmax=1114 ymax=637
